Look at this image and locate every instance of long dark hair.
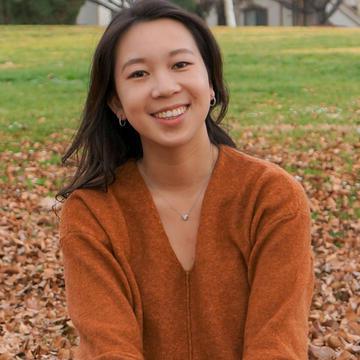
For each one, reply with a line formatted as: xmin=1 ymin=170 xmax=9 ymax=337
xmin=55 ymin=0 xmax=236 ymax=204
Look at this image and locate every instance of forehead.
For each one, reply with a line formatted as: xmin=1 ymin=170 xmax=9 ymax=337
xmin=116 ymin=18 xmax=200 ymax=61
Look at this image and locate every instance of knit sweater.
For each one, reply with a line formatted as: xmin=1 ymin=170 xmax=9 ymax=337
xmin=59 ymin=144 xmax=315 ymax=360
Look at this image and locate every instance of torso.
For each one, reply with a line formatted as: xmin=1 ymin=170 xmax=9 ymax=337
xmin=136 ymin=145 xmax=219 ymax=272
xmin=150 ymin=187 xmax=206 ymax=272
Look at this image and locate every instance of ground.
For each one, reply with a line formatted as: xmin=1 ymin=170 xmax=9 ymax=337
xmin=0 ymin=26 xmax=359 ymax=359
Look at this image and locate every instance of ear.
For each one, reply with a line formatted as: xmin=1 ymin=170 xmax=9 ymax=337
xmin=208 ymin=81 xmax=215 ymax=97
xmin=108 ymin=95 xmax=124 ymax=118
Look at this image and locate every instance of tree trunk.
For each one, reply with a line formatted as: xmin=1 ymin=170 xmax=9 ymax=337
xmin=216 ymin=1 xmax=226 ymax=25
xmin=223 ymin=0 xmax=236 ymax=26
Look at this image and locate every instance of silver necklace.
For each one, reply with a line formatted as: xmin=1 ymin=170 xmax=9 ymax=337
xmin=139 ymin=144 xmax=215 ymax=221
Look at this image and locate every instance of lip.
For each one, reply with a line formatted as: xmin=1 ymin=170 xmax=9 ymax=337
xmin=151 ymin=103 xmax=190 ymax=115
xmin=151 ymin=105 xmax=190 ymax=127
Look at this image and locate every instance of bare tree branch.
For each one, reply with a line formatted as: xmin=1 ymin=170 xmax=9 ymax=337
xmin=87 ymin=0 xmax=120 ymax=11
xmin=87 ymin=0 xmax=134 ymax=11
xmin=321 ymin=0 xmax=343 ymax=23
xmin=272 ymin=0 xmax=343 ymax=24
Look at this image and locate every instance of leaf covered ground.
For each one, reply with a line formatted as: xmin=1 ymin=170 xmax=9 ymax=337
xmin=0 ymin=26 xmax=359 ymax=359
xmin=0 ymin=123 xmax=359 ymax=359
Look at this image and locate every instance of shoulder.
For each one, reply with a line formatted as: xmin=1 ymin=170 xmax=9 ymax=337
xmin=221 ymin=145 xmax=310 ymax=215
xmin=59 ymin=160 xmax=138 ymax=239
xmin=59 ymin=188 xmax=107 ymax=240
xmin=222 ymin=144 xmax=292 ymax=179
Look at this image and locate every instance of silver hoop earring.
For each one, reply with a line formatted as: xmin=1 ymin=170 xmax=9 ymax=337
xmin=119 ymin=118 xmax=127 ymax=127
xmin=210 ymin=96 xmax=216 ymax=107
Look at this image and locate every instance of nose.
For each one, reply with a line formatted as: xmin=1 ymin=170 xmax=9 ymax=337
xmin=151 ymin=71 xmax=181 ymax=98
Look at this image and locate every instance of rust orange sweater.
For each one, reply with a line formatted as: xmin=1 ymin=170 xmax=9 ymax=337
xmin=59 ymin=144 xmax=315 ymax=360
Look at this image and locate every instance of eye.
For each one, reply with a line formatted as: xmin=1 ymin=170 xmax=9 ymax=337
xmin=129 ymin=70 xmax=147 ymax=79
xmin=173 ymin=61 xmax=191 ymax=69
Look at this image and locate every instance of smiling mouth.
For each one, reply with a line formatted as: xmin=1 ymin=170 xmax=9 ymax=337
xmin=151 ymin=105 xmax=190 ymax=119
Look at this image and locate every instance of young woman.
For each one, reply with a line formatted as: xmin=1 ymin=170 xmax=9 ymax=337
xmin=56 ymin=1 xmax=314 ymax=359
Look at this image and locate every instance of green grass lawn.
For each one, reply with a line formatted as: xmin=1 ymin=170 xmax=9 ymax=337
xmin=0 ymin=25 xmax=359 ymax=153
xmin=218 ymin=27 xmax=360 ymax=128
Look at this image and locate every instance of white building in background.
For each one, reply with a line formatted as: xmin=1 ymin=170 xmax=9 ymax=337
xmin=76 ymin=1 xmax=112 ymax=26
xmin=235 ymin=0 xmax=360 ymax=26
xmin=76 ymin=0 xmax=360 ymax=27
xmin=328 ymin=0 xmax=360 ymax=27
xmin=236 ymin=0 xmax=293 ymax=26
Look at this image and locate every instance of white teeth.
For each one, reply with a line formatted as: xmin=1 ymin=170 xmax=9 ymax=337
xmin=154 ymin=106 xmax=187 ymax=119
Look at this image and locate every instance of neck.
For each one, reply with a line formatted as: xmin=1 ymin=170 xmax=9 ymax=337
xmin=137 ymin=132 xmax=218 ymax=192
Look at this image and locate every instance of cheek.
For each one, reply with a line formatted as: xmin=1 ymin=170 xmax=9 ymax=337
xmin=188 ymin=68 xmax=211 ymax=98
xmin=117 ymin=87 xmax=151 ymax=130
xmin=118 ymin=87 xmax=147 ymax=114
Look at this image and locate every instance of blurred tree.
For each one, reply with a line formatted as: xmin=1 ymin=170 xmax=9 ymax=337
xmin=88 ymin=0 xmax=199 ymax=18
xmin=0 ymin=0 xmax=85 ymax=24
xmin=224 ymin=0 xmax=236 ymax=25
xmin=89 ymin=0 xmax=203 ymax=16
xmin=86 ymin=0 xmax=230 ymax=24
xmin=196 ymin=0 xmax=226 ymax=24
xmin=171 ymin=0 xmax=197 ymax=11
xmin=197 ymin=0 xmax=344 ymax=25
xmin=198 ymin=0 xmax=246 ymax=25
xmin=275 ymin=0 xmax=343 ymax=25
xmin=87 ymin=0 xmax=134 ymax=11
xmin=87 ymin=0 xmax=196 ymax=12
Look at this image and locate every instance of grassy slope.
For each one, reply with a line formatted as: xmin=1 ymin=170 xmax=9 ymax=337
xmin=0 ymin=25 xmax=359 ymax=152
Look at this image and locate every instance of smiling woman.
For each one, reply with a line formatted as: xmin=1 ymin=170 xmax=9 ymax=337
xmin=55 ymin=1 xmax=314 ymax=359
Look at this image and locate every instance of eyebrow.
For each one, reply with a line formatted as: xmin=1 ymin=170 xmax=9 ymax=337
xmin=121 ymin=48 xmax=195 ymax=73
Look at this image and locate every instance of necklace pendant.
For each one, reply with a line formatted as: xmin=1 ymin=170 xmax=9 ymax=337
xmin=181 ymin=214 xmax=189 ymax=221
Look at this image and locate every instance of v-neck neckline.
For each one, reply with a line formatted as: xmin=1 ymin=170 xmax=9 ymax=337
xmin=132 ymin=144 xmax=224 ymax=275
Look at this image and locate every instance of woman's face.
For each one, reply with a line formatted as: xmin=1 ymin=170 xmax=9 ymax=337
xmin=110 ymin=18 xmax=214 ymax=149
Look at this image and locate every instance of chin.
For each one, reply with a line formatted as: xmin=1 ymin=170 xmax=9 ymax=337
xmin=162 ymin=128 xmax=206 ymax=148
xmin=141 ymin=122 xmax=207 ymax=149
xmin=156 ymin=137 xmax=193 ymax=149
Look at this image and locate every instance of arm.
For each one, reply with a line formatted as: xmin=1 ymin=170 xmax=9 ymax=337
xmin=242 ymin=170 xmax=315 ymax=360
xmin=59 ymin=192 xmax=144 ymax=360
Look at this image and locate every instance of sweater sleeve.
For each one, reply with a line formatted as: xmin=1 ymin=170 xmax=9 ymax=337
xmin=242 ymin=169 xmax=315 ymax=360
xmin=59 ymin=192 xmax=144 ymax=360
